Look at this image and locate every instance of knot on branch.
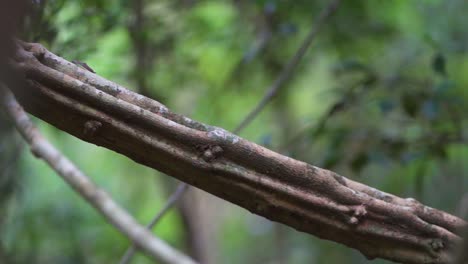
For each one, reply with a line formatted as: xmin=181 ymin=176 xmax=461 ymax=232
xmin=348 ymin=205 xmax=367 ymax=226
xmin=15 ymin=41 xmax=46 ymax=63
xmin=29 ymin=45 xmax=46 ymax=61
xmin=429 ymin=238 xmax=445 ymax=252
xmin=83 ymin=120 xmax=102 ymax=138
xmin=198 ymin=145 xmax=223 ymax=162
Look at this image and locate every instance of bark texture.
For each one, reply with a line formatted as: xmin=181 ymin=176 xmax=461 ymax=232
xmin=1 ymin=88 xmax=196 ymax=264
xmin=7 ymin=41 xmax=467 ymax=264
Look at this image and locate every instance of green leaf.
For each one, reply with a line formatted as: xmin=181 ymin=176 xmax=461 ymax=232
xmin=350 ymin=152 xmax=369 ymax=173
xmin=432 ymin=52 xmax=446 ymax=77
xmin=401 ymin=93 xmax=420 ymax=117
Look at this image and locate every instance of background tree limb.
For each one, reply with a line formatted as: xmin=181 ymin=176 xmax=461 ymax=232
xmin=234 ymin=0 xmax=341 ymax=133
xmin=119 ymin=183 xmax=189 ymax=264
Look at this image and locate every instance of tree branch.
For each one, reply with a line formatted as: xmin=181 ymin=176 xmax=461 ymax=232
xmin=7 ymin=41 xmax=467 ymax=264
xmin=119 ymin=183 xmax=189 ymax=264
xmin=128 ymin=1 xmax=345 ymax=261
xmin=0 ymin=87 xmax=196 ymax=264
xmin=234 ymin=0 xmax=341 ymax=133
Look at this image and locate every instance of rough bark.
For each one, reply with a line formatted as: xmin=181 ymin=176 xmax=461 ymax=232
xmin=1 ymin=88 xmax=196 ymax=264
xmin=6 ymin=41 xmax=467 ymax=264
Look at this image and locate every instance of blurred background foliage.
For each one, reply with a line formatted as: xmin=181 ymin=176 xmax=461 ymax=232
xmin=1 ymin=0 xmax=467 ymax=263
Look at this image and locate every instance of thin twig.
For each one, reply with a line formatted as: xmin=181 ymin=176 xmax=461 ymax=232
xmin=119 ymin=1 xmax=342 ymax=263
xmin=0 ymin=87 xmax=197 ymax=264
xmin=234 ymin=0 xmax=342 ymax=134
xmin=119 ymin=183 xmax=189 ymax=264
xmin=279 ymin=74 xmax=376 ymax=154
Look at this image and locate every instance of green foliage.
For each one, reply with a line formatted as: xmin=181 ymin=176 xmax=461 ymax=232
xmin=1 ymin=0 xmax=467 ymax=263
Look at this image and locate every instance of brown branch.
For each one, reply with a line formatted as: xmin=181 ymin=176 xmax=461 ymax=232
xmin=132 ymin=1 xmax=345 ymax=257
xmin=0 ymin=88 xmax=196 ymax=264
xmin=234 ymin=0 xmax=342 ymax=133
xmin=119 ymin=183 xmax=189 ymax=264
xmin=455 ymin=193 xmax=468 ymax=264
xmin=7 ymin=41 xmax=467 ymax=263
xmin=119 ymin=1 xmax=344 ymax=260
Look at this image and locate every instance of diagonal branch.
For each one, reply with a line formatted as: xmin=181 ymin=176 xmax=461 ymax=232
xmin=119 ymin=183 xmax=189 ymax=264
xmin=121 ymin=1 xmax=343 ymax=262
xmin=234 ymin=0 xmax=341 ymax=133
xmin=0 ymin=87 xmax=196 ymax=264
xmin=7 ymin=41 xmax=467 ymax=264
